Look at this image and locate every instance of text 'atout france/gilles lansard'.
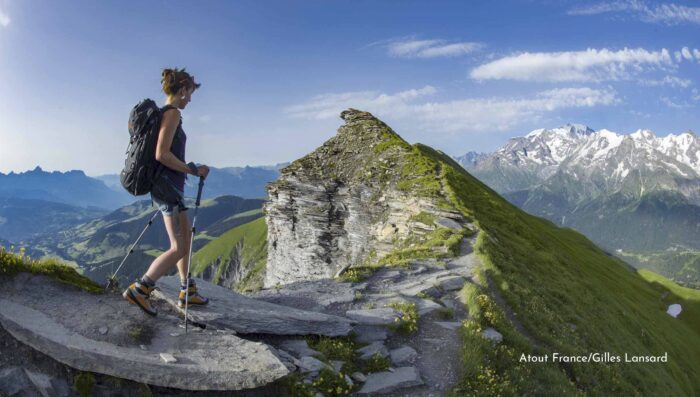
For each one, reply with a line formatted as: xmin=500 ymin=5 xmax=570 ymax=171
xmin=520 ymin=352 xmax=669 ymax=363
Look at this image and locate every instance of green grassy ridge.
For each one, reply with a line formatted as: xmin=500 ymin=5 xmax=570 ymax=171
xmin=407 ymin=143 xmax=700 ymax=395
xmin=0 ymin=247 xmax=102 ymax=293
xmin=191 ymin=217 xmax=267 ymax=292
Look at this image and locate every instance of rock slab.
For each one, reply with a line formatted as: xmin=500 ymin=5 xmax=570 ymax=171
xmin=154 ymin=276 xmax=355 ymax=336
xmin=389 ymin=345 xmax=418 ymax=365
xmin=482 ymin=327 xmax=503 ymax=343
xmin=356 ymin=341 xmax=389 ymax=359
xmin=345 ymin=308 xmax=402 ymax=325
xmin=0 ymin=297 xmax=289 ymax=391
xmin=358 ymin=366 xmax=424 ymax=394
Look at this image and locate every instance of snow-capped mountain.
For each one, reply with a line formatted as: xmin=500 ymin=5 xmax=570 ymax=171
xmin=453 ymin=151 xmax=488 ymax=168
xmin=458 ymin=124 xmax=700 ymax=204
xmin=455 ymin=124 xmax=700 ymax=288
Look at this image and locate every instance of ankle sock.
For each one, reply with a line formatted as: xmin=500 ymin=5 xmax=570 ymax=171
xmin=139 ymin=275 xmax=156 ymax=288
xmin=180 ymin=273 xmax=193 ymax=290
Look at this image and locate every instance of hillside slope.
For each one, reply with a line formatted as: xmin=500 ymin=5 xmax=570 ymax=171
xmin=271 ymin=109 xmax=700 ymax=395
xmin=26 ymin=195 xmax=264 ymax=285
xmin=192 ymin=217 xmax=267 ymax=292
xmin=459 ymin=126 xmax=700 ymax=288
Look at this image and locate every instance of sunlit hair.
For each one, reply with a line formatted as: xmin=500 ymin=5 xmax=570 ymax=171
xmin=160 ymin=67 xmax=201 ymax=96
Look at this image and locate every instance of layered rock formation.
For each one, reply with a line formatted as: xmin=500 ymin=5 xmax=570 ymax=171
xmin=264 ymin=109 xmax=470 ymax=287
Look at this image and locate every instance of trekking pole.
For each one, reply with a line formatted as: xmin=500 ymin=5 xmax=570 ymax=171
xmin=184 ymin=176 xmax=205 ymax=333
xmin=106 ymin=209 xmax=160 ymax=290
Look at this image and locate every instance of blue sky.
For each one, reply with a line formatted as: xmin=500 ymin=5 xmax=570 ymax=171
xmin=1 ymin=0 xmax=699 ymax=176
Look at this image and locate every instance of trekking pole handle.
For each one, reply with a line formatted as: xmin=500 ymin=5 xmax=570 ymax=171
xmin=195 ymin=176 xmax=205 ymax=207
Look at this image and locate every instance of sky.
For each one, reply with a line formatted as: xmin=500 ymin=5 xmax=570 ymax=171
xmin=0 ymin=0 xmax=699 ymax=176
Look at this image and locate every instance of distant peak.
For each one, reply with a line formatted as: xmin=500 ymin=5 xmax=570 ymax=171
xmin=563 ymin=123 xmax=595 ymax=136
xmin=630 ymin=129 xmax=656 ymax=140
xmin=525 ymin=123 xmax=595 ymax=139
xmin=525 ymin=128 xmax=546 ymax=138
xmin=31 ymin=166 xmax=43 ymax=172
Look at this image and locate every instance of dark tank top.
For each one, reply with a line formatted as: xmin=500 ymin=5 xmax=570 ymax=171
xmin=160 ymin=104 xmax=187 ymax=192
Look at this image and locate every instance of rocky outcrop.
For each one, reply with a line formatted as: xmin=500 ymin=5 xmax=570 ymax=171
xmin=264 ymin=109 xmax=471 ymax=287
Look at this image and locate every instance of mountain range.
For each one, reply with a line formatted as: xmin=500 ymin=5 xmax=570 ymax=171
xmin=0 ymin=164 xmax=284 ymax=249
xmin=0 ymin=166 xmax=133 ymax=210
xmin=456 ymin=124 xmax=700 ymax=288
xmin=0 ymin=164 xmax=284 ymax=214
xmin=96 ymin=163 xmax=286 ymax=200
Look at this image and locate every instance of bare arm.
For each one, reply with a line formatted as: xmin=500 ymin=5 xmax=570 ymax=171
xmin=155 ymin=109 xmax=195 ymax=175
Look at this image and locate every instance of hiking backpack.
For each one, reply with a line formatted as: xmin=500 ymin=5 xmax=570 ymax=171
xmin=120 ymin=98 xmax=165 ymax=196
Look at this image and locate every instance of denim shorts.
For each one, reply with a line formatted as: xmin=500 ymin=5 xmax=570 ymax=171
xmin=150 ymin=186 xmax=188 ymax=216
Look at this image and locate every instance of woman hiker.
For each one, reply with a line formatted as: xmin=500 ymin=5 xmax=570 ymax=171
xmin=123 ymin=67 xmax=210 ymax=316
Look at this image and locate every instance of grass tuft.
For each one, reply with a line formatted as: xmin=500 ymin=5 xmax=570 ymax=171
xmin=0 ymin=246 xmax=102 ymax=293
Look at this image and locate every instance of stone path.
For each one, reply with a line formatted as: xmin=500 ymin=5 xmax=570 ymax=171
xmin=247 ymin=236 xmax=482 ymax=396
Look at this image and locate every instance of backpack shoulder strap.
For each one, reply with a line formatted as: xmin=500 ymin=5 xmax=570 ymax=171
xmin=160 ymin=104 xmax=182 ymax=121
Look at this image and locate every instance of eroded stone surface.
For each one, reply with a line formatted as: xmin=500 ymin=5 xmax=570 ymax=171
xmin=154 ymin=276 xmax=355 ymax=336
xmin=357 ymin=366 xmax=423 ymax=395
xmin=298 ymin=356 xmax=330 ymax=373
xmin=249 ymin=278 xmax=360 ymax=311
xmin=356 ymin=341 xmax=389 ymax=360
xmin=346 ymin=308 xmax=402 ymax=325
xmin=435 ymin=321 xmax=462 ymax=331
xmin=0 ymin=294 xmax=288 ymax=391
xmin=389 ymin=346 xmax=418 ymax=366
xmin=482 ymin=327 xmax=503 ymax=343
xmin=279 ymin=339 xmax=322 ymax=359
xmin=351 ymin=324 xmax=389 ymax=343
xmin=435 ymin=275 xmax=468 ymax=291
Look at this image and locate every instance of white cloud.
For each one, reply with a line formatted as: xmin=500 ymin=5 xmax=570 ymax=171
xmin=284 ymin=86 xmax=619 ymax=133
xmin=283 ymin=85 xmax=437 ymax=120
xmin=411 ymin=87 xmax=619 ymax=132
xmin=674 ymin=47 xmax=700 ymax=62
xmin=681 ymin=47 xmax=693 ymax=60
xmin=470 ymin=48 xmax=674 ymax=82
xmin=0 ymin=7 xmax=10 ymax=27
xmin=629 ymin=110 xmax=651 ymax=119
xmin=639 ymin=75 xmax=692 ymax=88
xmin=568 ymin=1 xmax=700 ymax=26
xmin=385 ymin=39 xmax=483 ymax=59
xmin=660 ymin=97 xmax=693 ymax=109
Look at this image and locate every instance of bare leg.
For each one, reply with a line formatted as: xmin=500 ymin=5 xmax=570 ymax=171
xmin=174 ymin=210 xmax=192 ymax=281
xmin=144 ymin=211 xmax=187 ymax=281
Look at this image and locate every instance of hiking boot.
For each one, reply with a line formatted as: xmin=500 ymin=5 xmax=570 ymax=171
xmin=178 ymin=279 xmax=209 ymax=308
xmin=123 ymin=281 xmax=158 ymax=316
